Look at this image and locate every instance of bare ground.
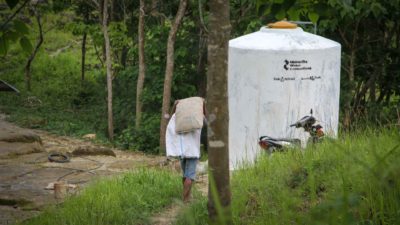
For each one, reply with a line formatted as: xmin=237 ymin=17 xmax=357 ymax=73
xmin=0 ymin=113 xmax=207 ymax=225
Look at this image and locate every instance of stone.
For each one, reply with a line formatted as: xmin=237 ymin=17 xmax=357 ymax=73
xmin=82 ymin=134 xmax=96 ymax=140
xmin=72 ymin=146 xmax=116 ymax=157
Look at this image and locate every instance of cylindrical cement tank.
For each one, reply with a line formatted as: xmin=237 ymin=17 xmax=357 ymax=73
xmin=228 ymin=21 xmax=341 ymax=169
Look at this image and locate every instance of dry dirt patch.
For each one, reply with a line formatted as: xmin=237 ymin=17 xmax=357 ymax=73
xmin=0 ymin=116 xmax=166 ymax=225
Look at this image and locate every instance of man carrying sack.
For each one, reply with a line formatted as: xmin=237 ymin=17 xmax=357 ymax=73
xmin=166 ymin=97 xmax=206 ymax=203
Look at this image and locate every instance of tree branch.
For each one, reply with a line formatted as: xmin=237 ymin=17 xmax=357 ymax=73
xmin=351 ymin=18 xmax=361 ymax=50
xmin=24 ymin=6 xmax=43 ymax=91
xmin=89 ymin=0 xmax=100 ymax=9
xmin=0 ymin=0 xmax=30 ymax=31
xmin=341 ymin=65 xmax=350 ymax=74
xmin=198 ymin=0 xmax=208 ymax=33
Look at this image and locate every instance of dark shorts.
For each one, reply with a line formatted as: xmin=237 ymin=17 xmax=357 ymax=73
xmin=180 ymin=158 xmax=198 ymax=180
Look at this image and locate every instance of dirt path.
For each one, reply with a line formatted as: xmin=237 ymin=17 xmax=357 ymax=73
xmin=150 ymin=174 xmax=208 ymax=225
xmin=0 ymin=113 xmax=208 ymax=225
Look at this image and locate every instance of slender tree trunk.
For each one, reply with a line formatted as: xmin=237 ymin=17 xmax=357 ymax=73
xmin=110 ymin=0 xmax=116 ymax=20
xmin=338 ymin=21 xmax=359 ymax=129
xmin=343 ymin=49 xmax=355 ymax=129
xmin=377 ymin=88 xmax=386 ymax=104
xmin=81 ymin=32 xmax=87 ymax=82
xmin=25 ymin=7 xmax=43 ymax=92
xmin=136 ymin=0 xmax=146 ymax=130
xmin=159 ymin=0 xmax=188 ymax=154
xmin=99 ymin=0 xmax=106 ymax=63
xmin=120 ymin=46 xmax=128 ymax=68
xmin=151 ymin=0 xmax=158 ymax=9
xmin=197 ymin=30 xmax=207 ymax=98
xmin=102 ymin=0 xmax=114 ymax=140
xmin=81 ymin=6 xmax=89 ymax=83
xmin=207 ymin=0 xmax=232 ymax=224
xmin=151 ymin=0 xmax=158 ymax=15
xmin=352 ymin=64 xmax=381 ymax=115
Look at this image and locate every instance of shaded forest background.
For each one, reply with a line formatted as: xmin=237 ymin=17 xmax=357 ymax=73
xmin=0 ymin=0 xmax=399 ymax=153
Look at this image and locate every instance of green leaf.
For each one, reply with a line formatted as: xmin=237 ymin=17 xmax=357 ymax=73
xmin=257 ymin=1 xmax=270 ymax=15
xmin=20 ymin=36 xmax=33 ymax=53
xmin=4 ymin=31 xmax=19 ymax=42
xmin=0 ymin=35 xmax=9 ymax=55
xmin=308 ymin=12 xmax=319 ymax=23
xmin=13 ymin=20 xmax=30 ymax=35
xmin=261 ymin=6 xmax=271 ymax=16
xmin=256 ymin=0 xmax=263 ymax=13
xmin=271 ymin=3 xmax=283 ymax=15
xmin=5 ymin=0 xmax=19 ymax=9
xmin=275 ymin=9 xmax=286 ymax=20
xmin=370 ymin=2 xmax=386 ymax=18
xmin=282 ymin=0 xmax=296 ymax=9
xmin=287 ymin=8 xmax=300 ymax=21
xmin=314 ymin=2 xmax=330 ymax=16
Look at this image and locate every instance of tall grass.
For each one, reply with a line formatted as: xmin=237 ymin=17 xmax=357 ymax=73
xmin=175 ymin=129 xmax=400 ymax=225
xmin=22 ymin=169 xmax=181 ymax=225
xmin=175 ymin=197 xmax=208 ymax=225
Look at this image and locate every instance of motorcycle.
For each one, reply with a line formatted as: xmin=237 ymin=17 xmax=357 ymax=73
xmin=258 ymin=109 xmax=324 ymax=154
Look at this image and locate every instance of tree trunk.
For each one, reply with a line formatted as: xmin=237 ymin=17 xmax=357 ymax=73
xmin=352 ymin=64 xmax=381 ymax=116
xmin=197 ymin=29 xmax=207 ymax=98
xmin=151 ymin=0 xmax=158 ymax=15
xmin=102 ymin=0 xmax=114 ymax=141
xmin=206 ymin=0 xmax=232 ymax=224
xmin=159 ymin=0 xmax=188 ymax=154
xmin=81 ymin=32 xmax=87 ymax=83
xmin=25 ymin=7 xmax=43 ymax=92
xmin=136 ymin=0 xmax=146 ymax=130
xmin=99 ymin=0 xmax=106 ymax=63
xmin=120 ymin=46 xmax=128 ymax=68
xmin=343 ymin=49 xmax=355 ymax=129
xmin=338 ymin=21 xmax=359 ymax=129
xmin=81 ymin=6 xmax=89 ymax=83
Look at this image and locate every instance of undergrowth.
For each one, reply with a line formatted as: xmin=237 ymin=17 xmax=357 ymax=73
xmin=175 ymin=129 xmax=400 ymax=225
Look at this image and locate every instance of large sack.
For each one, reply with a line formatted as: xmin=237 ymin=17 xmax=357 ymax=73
xmin=175 ymin=97 xmax=204 ymax=133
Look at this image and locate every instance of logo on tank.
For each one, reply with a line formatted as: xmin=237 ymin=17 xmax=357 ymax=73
xmin=273 ymin=59 xmax=320 ymax=82
xmin=283 ymin=59 xmax=311 ymax=71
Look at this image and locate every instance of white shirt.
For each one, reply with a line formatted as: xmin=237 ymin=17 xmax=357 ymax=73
xmin=166 ymin=114 xmax=201 ymax=158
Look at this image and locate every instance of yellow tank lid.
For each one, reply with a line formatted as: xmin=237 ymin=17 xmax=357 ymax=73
xmin=267 ymin=20 xmax=297 ymax=29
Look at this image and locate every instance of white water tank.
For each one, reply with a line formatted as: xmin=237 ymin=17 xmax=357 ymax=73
xmin=228 ymin=21 xmax=341 ymax=169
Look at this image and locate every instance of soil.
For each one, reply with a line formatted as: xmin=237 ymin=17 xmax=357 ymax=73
xmin=0 ymin=113 xmax=208 ymax=225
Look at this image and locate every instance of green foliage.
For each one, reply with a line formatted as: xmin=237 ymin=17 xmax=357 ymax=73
xmin=0 ymin=19 xmax=32 ymax=55
xmin=19 ymin=36 xmax=32 ymax=52
xmin=13 ymin=19 xmax=29 ymax=34
xmin=230 ymin=0 xmax=260 ymax=37
xmin=0 ymin=25 xmax=107 ymax=139
xmin=5 ymin=0 xmax=20 ymax=9
xmin=130 ymin=114 xmax=162 ymax=153
xmin=1 ymin=3 xmax=201 ymax=153
xmin=111 ymin=17 xmax=199 ymax=152
xmin=22 ymin=169 xmax=181 ymax=225
xmin=0 ymin=0 xmax=59 ymax=55
xmin=109 ymin=22 xmax=130 ymax=51
xmin=2 ymin=0 xmax=397 ymax=156
xmin=175 ymin=130 xmax=400 ymax=225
